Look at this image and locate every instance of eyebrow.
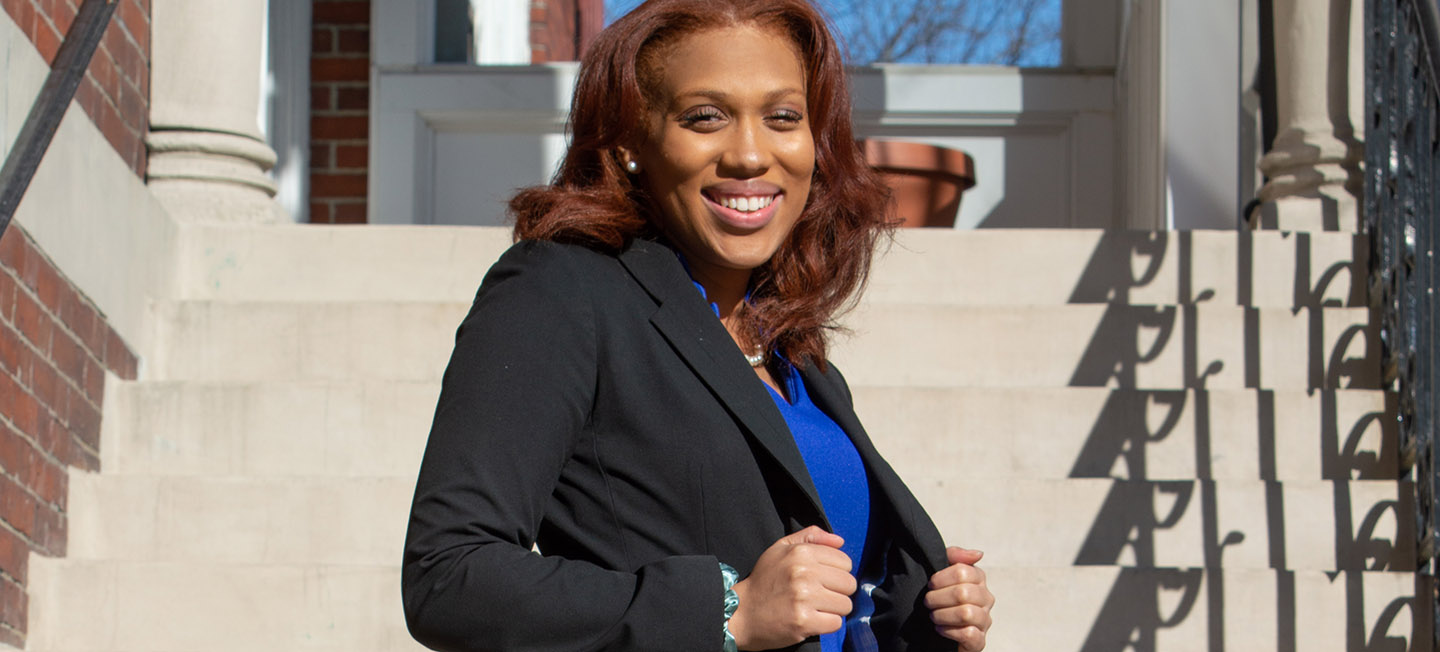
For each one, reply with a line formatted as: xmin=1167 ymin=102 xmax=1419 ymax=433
xmin=672 ymin=88 xmax=806 ymax=104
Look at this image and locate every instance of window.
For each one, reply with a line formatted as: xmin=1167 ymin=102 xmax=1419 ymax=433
xmin=434 ymin=0 xmax=530 ymax=64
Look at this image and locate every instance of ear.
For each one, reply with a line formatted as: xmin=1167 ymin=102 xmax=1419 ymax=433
xmin=616 ymin=148 xmax=642 ymax=174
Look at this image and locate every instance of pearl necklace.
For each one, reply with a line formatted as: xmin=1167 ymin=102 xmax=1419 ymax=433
xmin=744 ymin=347 xmax=766 ymax=367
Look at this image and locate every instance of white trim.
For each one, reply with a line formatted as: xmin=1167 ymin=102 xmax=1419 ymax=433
xmin=473 ymin=0 xmax=529 ymax=64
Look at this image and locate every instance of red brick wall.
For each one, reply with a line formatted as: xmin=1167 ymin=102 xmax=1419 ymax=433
xmin=0 ymin=225 xmax=138 ymax=648
xmin=0 ymin=0 xmax=151 ymax=177
xmin=529 ymin=0 xmax=603 ymax=63
xmin=311 ymin=0 xmax=370 ymax=224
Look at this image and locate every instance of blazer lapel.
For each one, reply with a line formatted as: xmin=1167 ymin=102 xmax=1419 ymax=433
xmin=617 ymin=240 xmax=829 ymax=527
xmin=801 ymin=364 xmax=950 ymax=575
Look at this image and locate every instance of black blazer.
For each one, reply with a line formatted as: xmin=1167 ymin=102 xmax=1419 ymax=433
xmin=403 ymin=238 xmax=952 ymax=652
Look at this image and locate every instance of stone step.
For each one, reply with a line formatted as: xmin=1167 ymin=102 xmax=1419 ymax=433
xmin=64 ymin=472 xmax=1413 ymax=572
xmin=145 ymin=300 xmax=468 ymax=383
xmin=178 ymin=224 xmax=1365 ymax=307
xmin=104 ymin=380 xmax=1396 ymax=482
xmin=26 ymin=558 xmax=422 ymax=652
xmin=923 ymin=479 xmax=1415 ymax=571
xmin=146 ymin=300 xmax=1376 ymax=388
xmin=855 ymin=387 xmax=1398 ymax=482
xmin=866 ymin=229 xmax=1366 ymax=309
xmin=25 ymin=558 xmax=1423 ymax=652
xmin=100 ymin=379 xmax=439 ymax=477
xmin=981 ymin=567 xmax=1427 ymax=652
xmin=65 ymin=473 xmax=412 ymax=566
xmin=833 ymin=303 xmax=1377 ymax=389
xmin=175 ymin=223 xmax=510 ymax=305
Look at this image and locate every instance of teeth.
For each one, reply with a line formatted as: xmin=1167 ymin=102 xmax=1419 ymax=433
xmin=719 ymin=195 xmax=774 ymax=212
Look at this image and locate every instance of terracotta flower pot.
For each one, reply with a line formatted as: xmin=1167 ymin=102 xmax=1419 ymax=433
xmin=860 ymin=140 xmax=976 ymax=228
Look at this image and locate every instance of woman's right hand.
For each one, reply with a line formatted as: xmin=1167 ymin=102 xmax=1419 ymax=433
xmin=727 ymin=526 xmax=856 ymax=650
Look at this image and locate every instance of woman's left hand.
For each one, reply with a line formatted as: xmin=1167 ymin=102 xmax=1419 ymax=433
xmin=924 ymin=546 xmax=994 ymax=651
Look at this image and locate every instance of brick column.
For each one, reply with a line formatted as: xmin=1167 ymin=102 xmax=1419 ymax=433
xmin=310 ymin=0 xmax=370 ymax=224
xmin=528 ymin=0 xmax=602 ymax=63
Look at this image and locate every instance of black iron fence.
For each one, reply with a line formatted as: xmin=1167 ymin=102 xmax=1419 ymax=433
xmin=1366 ymin=0 xmax=1440 ymax=645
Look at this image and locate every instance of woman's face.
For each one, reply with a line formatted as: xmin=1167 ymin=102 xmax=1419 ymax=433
xmin=632 ymin=24 xmax=816 ymax=286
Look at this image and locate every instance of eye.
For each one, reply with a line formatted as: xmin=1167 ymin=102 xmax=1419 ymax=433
xmin=678 ymin=106 xmax=727 ymax=131
xmin=767 ymin=108 xmax=805 ymax=128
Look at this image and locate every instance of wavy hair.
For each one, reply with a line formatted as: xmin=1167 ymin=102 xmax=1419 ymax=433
xmin=510 ymin=0 xmax=893 ymax=367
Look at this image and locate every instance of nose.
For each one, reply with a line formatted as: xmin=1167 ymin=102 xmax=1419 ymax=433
xmin=718 ymin=118 xmax=772 ymax=177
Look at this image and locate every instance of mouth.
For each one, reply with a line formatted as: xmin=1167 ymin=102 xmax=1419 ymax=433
xmin=702 ymin=190 xmax=782 ymax=230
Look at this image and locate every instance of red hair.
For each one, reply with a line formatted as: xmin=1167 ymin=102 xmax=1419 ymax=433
xmin=510 ymin=0 xmax=893 ymax=367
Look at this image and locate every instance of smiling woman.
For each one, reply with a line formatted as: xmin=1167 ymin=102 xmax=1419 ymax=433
xmin=509 ymin=0 xmax=888 ymax=369
xmin=402 ymin=2 xmax=995 ymax=651
xmin=620 ymin=24 xmax=816 ymax=369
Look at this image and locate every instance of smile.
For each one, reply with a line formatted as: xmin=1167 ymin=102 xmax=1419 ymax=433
xmin=702 ymin=191 xmax=782 ymax=230
xmin=714 ymin=194 xmax=775 ymax=213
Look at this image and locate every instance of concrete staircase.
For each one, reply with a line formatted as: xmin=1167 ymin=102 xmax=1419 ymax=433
xmin=23 ymin=225 xmax=1428 ymax=651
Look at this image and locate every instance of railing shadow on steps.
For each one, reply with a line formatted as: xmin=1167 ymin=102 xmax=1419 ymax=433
xmin=1046 ymin=224 xmax=1421 ymax=650
xmin=1368 ymin=0 xmax=1440 ymax=648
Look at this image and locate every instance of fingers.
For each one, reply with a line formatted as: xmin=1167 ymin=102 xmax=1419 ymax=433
xmin=782 ymin=524 xmax=845 ymax=549
xmin=927 ymin=594 xmax=992 ymax=652
xmin=810 ymin=543 xmax=854 ymax=574
xmin=812 ymin=560 xmax=858 ymax=597
xmin=776 ymin=540 xmax=857 ymax=596
xmin=727 ymin=527 xmax=857 ymax=650
xmin=946 ymin=546 xmax=983 ymax=566
xmin=779 ymin=527 xmax=852 ymax=573
xmin=928 ymin=561 xmax=986 ymax=591
xmin=936 ymin=624 xmax=988 ymax=652
xmin=807 ymin=579 xmax=857 ymax=617
xmin=930 ymin=602 xmax=992 ymax=634
xmin=926 ymin=548 xmax=993 ymax=652
xmin=923 ymin=582 xmax=994 ymax=611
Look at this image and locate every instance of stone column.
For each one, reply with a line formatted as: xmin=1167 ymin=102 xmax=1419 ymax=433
xmin=147 ymin=0 xmax=284 ymax=222
xmin=1255 ymin=0 xmax=1364 ymax=231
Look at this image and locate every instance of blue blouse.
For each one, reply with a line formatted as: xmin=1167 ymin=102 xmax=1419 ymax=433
xmin=681 ymin=261 xmax=879 ymax=652
xmin=764 ymin=362 xmax=874 ymax=652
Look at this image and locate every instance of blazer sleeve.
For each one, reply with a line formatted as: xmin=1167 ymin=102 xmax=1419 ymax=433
xmin=402 ymin=241 xmax=722 ymax=652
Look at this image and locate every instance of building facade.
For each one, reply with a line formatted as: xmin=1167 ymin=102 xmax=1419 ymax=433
xmin=0 ymin=0 xmax=1399 ymax=650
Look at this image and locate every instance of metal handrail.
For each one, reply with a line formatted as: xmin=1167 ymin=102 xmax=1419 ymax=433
xmin=1365 ymin=0 xmax=1440 ymax=646
xmin=0 ymin=0 xmax=118 ymax=239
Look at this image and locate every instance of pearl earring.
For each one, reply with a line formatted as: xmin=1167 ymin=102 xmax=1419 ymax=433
xmin=625 ymin=160 xmax=640 ymax=174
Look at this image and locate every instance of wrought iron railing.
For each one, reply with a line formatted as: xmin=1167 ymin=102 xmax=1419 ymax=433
xmin=1366 ymin=0 xmax=1440 ymax=644
xmin=0 ymin=0 xmax=117 ymax=239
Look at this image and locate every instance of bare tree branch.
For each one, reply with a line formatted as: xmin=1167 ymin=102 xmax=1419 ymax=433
xmin=822 ymin=0 xmax=1060 ymax=66
xmin=603 ymin=0 xmax=1060 ymax=67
